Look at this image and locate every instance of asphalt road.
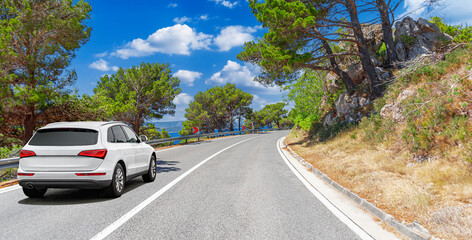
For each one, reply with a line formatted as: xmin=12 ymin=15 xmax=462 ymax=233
xmin=0 ymin=131 xmax=361 ymax=240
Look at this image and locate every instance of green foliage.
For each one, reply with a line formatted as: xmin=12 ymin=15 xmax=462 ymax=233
xmin=359 ymin=114 xmax=395 ymax=144
xmin=0 ymin=0 xmax=92 ymax=143
xmin=141 ymin=123 xmax=171 ymax=147
xmin=429 ymin=17 xmax=472 ymax=43
xmin=180 ymin=83 xmax=252 ymax=135
xmin=285 ymin=70 xmax=340 ymax=131
xmin=400 ymin=35 xmax=417 ymax=47
xmin=256 ymin=102 xmax=288 ymax=128
xmin=238 ymin=0 xmax=336 ymax=86
xmin=310 ymin=120 xmax=352 ymax=142
xmin=0 ymin=145 xmax=21 ymax=159
xmin=376 ymin=42 xmax=387 ymax=63
xmin=94 ymin=62 xmax=181 ymax=134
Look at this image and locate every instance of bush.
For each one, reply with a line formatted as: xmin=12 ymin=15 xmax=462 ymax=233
xmin=0 ymin=145 xmax=21 ymax=159
xmin=310 ymin=120 xmax=353 ymax=142
xmin=430 ymin=17 xmax=472 ymax=44
xmin=359 ymin=114 xmax=395 ymax=145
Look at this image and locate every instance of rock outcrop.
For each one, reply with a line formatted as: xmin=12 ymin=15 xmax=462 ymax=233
xmin=394 ymin=17 xmax=453 ymax=61
xmin=380 ymin=89 xmax=416 ymax=122
xmin=334 ymin=92 xmax=372 ymax=123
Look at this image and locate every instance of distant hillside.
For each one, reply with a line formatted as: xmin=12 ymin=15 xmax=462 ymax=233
xmin=149 ymin=121 xmax=183 ymax=133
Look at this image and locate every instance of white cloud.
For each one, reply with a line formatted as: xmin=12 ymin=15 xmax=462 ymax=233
xmin=168 ymin=3 xmax=178 ymax=8
xmin=160 ymin=93 xmax=193 ymax=122
xmin=206 ymin=60 xmax=281 ymax=94
xmin=173 ymin=16 xmax=191 ymax=24
xmin=94 ymin=52 xmax=108 ymax=58
xmin=200 ymin=14 xmax=209 ymax=21
xmin=173 ymin=93 xmax=193 ymax=105
xmin=214 ymin=26 xmax=257 ymax=51
xmin=113 ymin=24 xmax=213 ymax=59
xmin=210 ymin=0 xmax=238 ymax=8
xmin=251 ymin=94 xmax=277 ymax=110
xmin=402 ymin=0 xmax=472 ymax=25
xmin=89 ymin=59 xmax=119 ymax=72
xmin=174 ymin=70 xmax=202 ymax=87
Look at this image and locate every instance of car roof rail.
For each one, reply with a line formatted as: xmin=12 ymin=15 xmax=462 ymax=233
xmin=100 ymin=121 xmax=125 ymax=126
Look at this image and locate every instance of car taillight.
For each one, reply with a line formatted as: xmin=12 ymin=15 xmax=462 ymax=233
xmin=78 ymin=149 xmax=107 ymax=159
xmin=18 ymin=173 xmax=34 ymax=176
xmin=75 ymin=173 xmax=106 ymax=176
xmin=20 ymin=150 xmax=36 ymax=158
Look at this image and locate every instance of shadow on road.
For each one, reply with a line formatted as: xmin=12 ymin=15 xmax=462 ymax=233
xmin=17 ymin=178 xmax=146 ymax=205
xmin=156 ymin=159 xmax=181 ymax=174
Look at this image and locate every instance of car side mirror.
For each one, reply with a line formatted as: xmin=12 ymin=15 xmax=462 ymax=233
xmin=139 ymin=135 xmax=148 ymax=142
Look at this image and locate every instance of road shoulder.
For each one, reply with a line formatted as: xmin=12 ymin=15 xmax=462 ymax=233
xmin=277 ymin=136 xmax=400 ymax=240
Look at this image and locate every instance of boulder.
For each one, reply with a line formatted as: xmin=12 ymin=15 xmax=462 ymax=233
xmin=380 ymin=89 xmax=416 ymax=122
xmin=394 ymin=17 xmax=453 ymax=61
xmin=323 ymin=112 xmax=337 ymax=126
xmin=348 ymin=64 xmax=365 ymax=85
xmin=334 ymin=92 xmax=372 ymax=123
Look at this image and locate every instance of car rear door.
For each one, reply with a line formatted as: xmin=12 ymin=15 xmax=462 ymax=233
xmin=121 ymin=126 xmax=149 ymax=173
xmin=110 ymin=126 xmax=137 ymax=175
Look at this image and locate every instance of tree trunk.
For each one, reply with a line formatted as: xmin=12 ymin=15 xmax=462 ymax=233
xmin=319 ymin=37 xmax=356 ymax=93
xmin=238 ymin=112 xmax=241 ymax=130
xmin=376 ymin=0 xmax=398 ymax=66
xmin=345 ymin=0 xmax=383 ymax=97
xmin=134 ymin=108 xmax=142 ymax=135
xmin=229 ymin=115 xmax=234 ymax=131
xmin=23 ymin=105 xmax=36 ymax=145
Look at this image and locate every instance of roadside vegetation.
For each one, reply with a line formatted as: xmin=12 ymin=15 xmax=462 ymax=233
xmin=238 ymin=0 xmax=472 ymax=239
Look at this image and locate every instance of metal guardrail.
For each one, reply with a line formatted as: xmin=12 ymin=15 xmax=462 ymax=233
xmin=145 ymin=129 xmax=255 ymax=145
xmin=0 ymin=127 xmax=291 ymax=170
xmin=0 ymin=157 xmax=20 ymax=170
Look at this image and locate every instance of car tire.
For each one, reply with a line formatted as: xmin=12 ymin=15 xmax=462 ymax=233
xmin=105 ymin=163 xmax=125 ymax=198
xmin=142 ymin=155 xmax=157 ymax=183
xmin=23 ymin=187 xmax=47 ymax=198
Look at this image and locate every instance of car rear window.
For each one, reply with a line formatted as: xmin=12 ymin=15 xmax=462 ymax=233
xmin=28 ymin=128 xmax=98 ymax=146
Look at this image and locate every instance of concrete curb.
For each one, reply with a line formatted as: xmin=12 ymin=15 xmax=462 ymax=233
xmin=0 ymin=179 xmax=18 ymax=189
xmin=282 ymin=141 xmax=435 ymax=240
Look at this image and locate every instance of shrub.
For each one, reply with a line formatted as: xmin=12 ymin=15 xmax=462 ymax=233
xmin=430 ymin=17 xmax=472 ymax=44
xmin=359 ymin=114 xmax=395 ymax=144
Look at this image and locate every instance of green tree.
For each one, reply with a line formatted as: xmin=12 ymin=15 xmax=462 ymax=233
xmin=180 ymin=83 xmax=253 ymax=134
xmin=239 ymin=0 xmax=384 ymax=97
xmin=238 ymin=0 xmax=355 ymax=93
xmin=0 ymin=0 xmax=92 ymax=144
xmin=284 ymin=70 xmax=340 ymax=130
xmin=257 ymin=102 xmax=288 ymax=128
xmin=94 ymin=62 xmax=181 ymax=134
xmin=141 ymin=123 xmax=171 ymax=139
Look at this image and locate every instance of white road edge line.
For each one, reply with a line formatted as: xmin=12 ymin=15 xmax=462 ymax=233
xmin=91 ymin=136 xmax=259 ymax=240
xmin=0 ymin=184 xmax=21 ymax=194
xmin=276 ymin=137 xmax=374 ymax=240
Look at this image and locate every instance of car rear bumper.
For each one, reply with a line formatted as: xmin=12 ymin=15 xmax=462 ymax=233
xmin=17 ymin=166 xmax=113 ymax=189
xmin=18 ymin=179 xmax=112 ymax=189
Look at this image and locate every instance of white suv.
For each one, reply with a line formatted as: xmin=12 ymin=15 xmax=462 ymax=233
xmin=17 ymin=121 xmax=157 ymax=198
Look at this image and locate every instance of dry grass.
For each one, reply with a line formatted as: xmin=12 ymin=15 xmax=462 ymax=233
xmin=285 ymin=127 xmax=472 ymax=240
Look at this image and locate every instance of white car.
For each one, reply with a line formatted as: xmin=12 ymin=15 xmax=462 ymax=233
xmin=17 ymin=121 xmax=157 ymax=198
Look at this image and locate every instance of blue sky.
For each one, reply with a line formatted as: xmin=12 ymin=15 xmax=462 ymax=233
xmin=71 ymin=0 xmax=472 ymax=122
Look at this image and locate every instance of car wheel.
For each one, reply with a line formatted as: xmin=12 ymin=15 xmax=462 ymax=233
xmin=23 ymin=187 xmax=47 ymax=198
xmin=142 ymin=155 xmax=157 ymax=182
xmin=105 ymin=163 xmax=125 ymax=198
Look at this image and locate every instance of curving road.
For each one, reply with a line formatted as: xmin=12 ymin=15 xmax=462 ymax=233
xmin=0 ymin=131 xmax=365 ymax=240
